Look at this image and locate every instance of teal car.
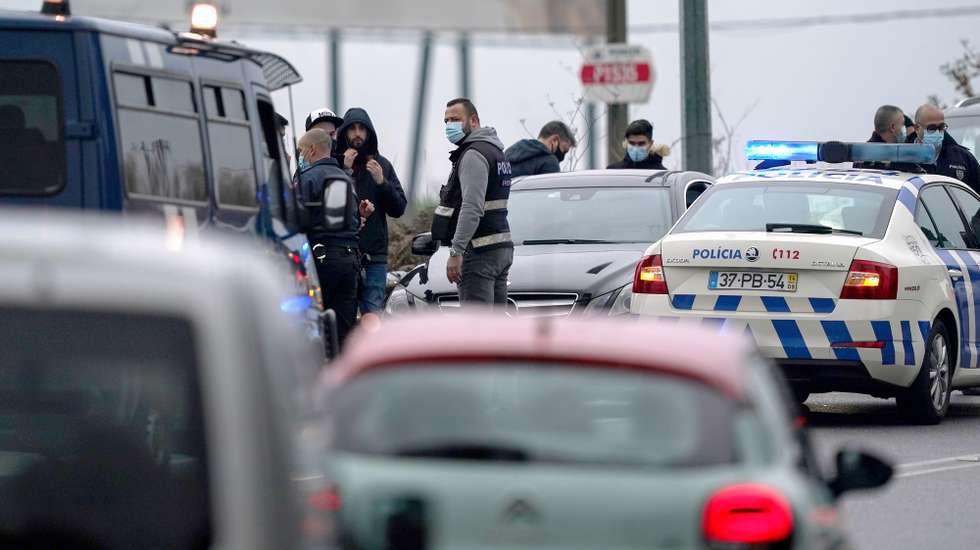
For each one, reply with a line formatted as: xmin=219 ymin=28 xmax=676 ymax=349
xmin=317 ymin=314 xmax=892 ymax=550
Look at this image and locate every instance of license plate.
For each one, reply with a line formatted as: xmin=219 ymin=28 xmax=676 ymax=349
xmin=708 ymin=271 xmax=798 ymax=292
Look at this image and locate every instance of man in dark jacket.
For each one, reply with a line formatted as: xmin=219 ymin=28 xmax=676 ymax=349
xmin=913 ymin=103 xmax=980 ymax=193
xmin=504 ymin=120 xmax=576 ymax=178
xmin=607 ymin=119 xmax=671 ymax=170
xmin=853 ymin=105 xmax=923 ymax=173
xmin=296 ymin=128 xmax=368 ymax=347
xmin=335 ymin=108 xmax=408 ymax=315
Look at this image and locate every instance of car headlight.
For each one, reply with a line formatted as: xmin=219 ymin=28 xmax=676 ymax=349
xmin=583 ymin=284 xmax=633 ymax=316
xmin=384 ymin=286 xmax=431 ymax=316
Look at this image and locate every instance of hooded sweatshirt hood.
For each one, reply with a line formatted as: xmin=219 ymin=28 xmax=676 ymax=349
xmin=461 ymin=126 xmax=505 ymax=151
xmin=336 ymin=107 xmax=379 ymax=158
xmin=505 ymin=138 xmax=552 ymax=163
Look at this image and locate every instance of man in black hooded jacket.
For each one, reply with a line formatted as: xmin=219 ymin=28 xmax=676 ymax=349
xmin=335 ymin=108 xmax=408 ymax=315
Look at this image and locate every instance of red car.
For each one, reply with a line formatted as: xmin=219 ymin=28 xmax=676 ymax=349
xmin=317 ymin=314 xmax=891 ymax=550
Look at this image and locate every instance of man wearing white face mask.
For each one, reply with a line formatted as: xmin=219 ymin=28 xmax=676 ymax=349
xmin=431 ymin=97 xmax=514 ymax=309
xmin=607 ymin=119 xmax=670 ymax=170
xmin=914 ymin=103 xmax=980 ymax=192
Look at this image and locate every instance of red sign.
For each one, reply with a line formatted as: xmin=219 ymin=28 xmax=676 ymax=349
xmin=580 ymin=62 xmax=652 ymax=85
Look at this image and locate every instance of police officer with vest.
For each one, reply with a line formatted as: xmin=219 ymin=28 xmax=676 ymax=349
xmin=296 ymin=128 xmax=371 ymax=346
xmin=432 ymin=98 xmax=514 ymax=308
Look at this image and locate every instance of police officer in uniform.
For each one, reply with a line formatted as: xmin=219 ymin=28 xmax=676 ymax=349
xmin=913 ymin=103 xmax=980 ymax=193
xmin=432 ymin=98 xmax=514 ymax=308
xmin=296 ymin=128 xmax=370 ymax=347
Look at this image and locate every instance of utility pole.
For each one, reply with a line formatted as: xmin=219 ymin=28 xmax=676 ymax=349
xmin=606 ymin=0 xmax=627 ymax=165
xmin=459 ymin=33 xmax=471 ymax=99
xmin=679 ymin=0 xmax=713 ymax=173
xmin=407 ymin=32 xmax=433 ymax=207
xmin=328 ymin=29 xmax=342 ymax=112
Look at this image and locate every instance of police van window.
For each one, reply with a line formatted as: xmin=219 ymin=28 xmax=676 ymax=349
xmin=204 ymin=86 xmax=256 ymax=208
xmin=948 ymin=186 xmax=980 ymax=248
xmin=114 ymin=72 xmax=206 ymax=202
xmin=0 ymin=61 xmax=65 ymax=195
xmin=918 ymin=186 xmax=969 ymax=249
xmin=256 ymin=98 xmax=289 ymax=219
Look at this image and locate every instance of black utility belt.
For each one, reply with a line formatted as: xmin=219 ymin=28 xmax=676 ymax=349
xmin=312 ymin=243 xmax=358 ymax=256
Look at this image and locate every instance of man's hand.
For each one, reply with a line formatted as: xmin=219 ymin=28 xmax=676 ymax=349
xmin=366 ymin=159 xmax=385 ymax=184
xmin=343 ymin=148 xmax=358 ymax=170
xmin=359 ymin=199 xmax=375 ymax=219
xmin=446 ymin=254 xmax=463 ymax=284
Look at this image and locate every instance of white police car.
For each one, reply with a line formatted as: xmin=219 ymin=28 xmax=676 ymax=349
xmin=631 ymin=140 xmax=980 ymax=423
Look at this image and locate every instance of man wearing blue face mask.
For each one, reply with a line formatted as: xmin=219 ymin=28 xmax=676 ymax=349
xmin=607 ymin=119 xmax=670 ymax=170
xmin=432 ymin=98 xmax=514 ymax=309
xmin=853 ymin=105 xmax=923 ymax=173
xmin=914 ymin=103 xmax=980 ymax=192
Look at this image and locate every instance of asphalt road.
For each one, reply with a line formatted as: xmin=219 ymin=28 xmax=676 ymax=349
xmin=806 ymin=391 xmax=980 ymax=550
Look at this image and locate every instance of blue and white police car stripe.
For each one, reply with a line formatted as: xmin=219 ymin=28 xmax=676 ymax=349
xmin=671 ymin=294 xmax=836 ymax=314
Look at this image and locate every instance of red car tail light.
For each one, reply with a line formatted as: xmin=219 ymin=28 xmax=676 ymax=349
xmin=840 ymin=259 xmax=897 ymax=300
xmin=633 ymin=254 xmax=668 ymax=294
xmin=702 ymin=483 xmax=794 ymax=545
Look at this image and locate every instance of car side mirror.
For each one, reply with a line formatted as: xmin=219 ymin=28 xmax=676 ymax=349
xmin=323 ymin=178 xmax=350 ymax=232
xmin=827 ymin=448 xmax=893 ymax=499
xmin=411 ymin=232 xmax=439 ymax=257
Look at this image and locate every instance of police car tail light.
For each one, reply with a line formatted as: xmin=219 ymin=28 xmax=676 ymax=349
xmin=702 ymin=483 xmax=794 ymax=545
xmin=633 ymin=255 xmax=668 ymax=294
xmin=840 ymin=259 xmax=897 ymax=300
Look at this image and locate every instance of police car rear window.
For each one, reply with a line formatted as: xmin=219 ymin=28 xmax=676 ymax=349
xmin=0 ymin=61 xmax=65 ymax=196
xmin=675 ymin=181 xmax=897 ymax=239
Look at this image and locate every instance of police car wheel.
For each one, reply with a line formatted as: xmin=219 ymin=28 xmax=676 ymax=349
xmin=897 ymin=320 xmax=952 ymax=425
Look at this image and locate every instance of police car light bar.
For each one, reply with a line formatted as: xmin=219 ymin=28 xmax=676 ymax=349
xmin=746 ymin=140 xmax=938 ymax=164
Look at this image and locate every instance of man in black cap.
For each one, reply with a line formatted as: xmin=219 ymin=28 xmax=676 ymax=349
xmin=305 ymin=107 xmax=344 ymax=144
xmin=607 ymin=119 xmax=671 ymax=170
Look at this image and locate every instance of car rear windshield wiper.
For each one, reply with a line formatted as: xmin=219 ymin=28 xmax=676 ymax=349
xmin=765 ymin=223 xmax=863 ymax=236
xmin=393 ymin=442 xmax=531 ymax=462
xmin=522 ymin=238 xmax=621 ymax=245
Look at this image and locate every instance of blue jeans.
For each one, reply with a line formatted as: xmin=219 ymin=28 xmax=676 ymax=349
xmin=360 ymin=262 xmax=387 ymax=314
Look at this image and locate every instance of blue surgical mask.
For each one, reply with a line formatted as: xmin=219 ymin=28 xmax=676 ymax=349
xmin=922 ymin=129 xmax=944 ymax=149
xmin=627 ymin=145 xmax=649 ymax=162
xmin=445 ymin=121 xmax=466 ymax=145
xmin=297 ymin=154 xmax=310 ymax=171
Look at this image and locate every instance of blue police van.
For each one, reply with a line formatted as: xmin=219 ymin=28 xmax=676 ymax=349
xmin=0 ymin=3 xmax=332 ymax=350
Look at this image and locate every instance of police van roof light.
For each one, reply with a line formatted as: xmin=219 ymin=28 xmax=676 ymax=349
xmin=746 ymin=140 xmax=938 ymax=165
xmin=41 ymin=0 xmax=70 ymax=16
xmin=190 ymin=3 xmax=218 ymax=38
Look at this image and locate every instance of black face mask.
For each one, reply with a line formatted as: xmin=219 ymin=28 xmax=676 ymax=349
xmin=553 ymin=143 xmax=566 ymax=163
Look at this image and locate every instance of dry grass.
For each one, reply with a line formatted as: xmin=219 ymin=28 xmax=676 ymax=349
xmin=387 ymin=201 xmax=437 ymax=271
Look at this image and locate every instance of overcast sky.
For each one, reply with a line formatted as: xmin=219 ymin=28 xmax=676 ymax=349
xmin=5 ymin=0 xmax=979 ymax=199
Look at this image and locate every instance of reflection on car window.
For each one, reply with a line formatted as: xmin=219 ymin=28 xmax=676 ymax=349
xmin=948 ymin=186 xmax=980 ymax=249
xmin=947 ymin=121 xmax=980 ymax=159
xmin=919 ymin=186 xmax=969 ymax=249
xmin=0 ymin=61 xmax=65 ymax=195
xmin=675 ymin=182 xmax=895 ymax=238
xmin=0 ymin=308 xmax=210 ymax=549
xmin=508 ymin=187 xmax=673 ymax=244
xmin=914 ymin=201 xmax=943 ymax=248
xmin=205 ymin=86 xmax=256 ymax=208
xmin=328 ymin=364 xmax=737 ymax=468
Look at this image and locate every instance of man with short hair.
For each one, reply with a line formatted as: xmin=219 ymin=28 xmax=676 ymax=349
xmin=854 ymin=105 xmax=922 ymax=172
xmin=296 ymin=128 xmax=369 ymax=347
xmin=914 ymin=103 xmax=980 ymax=192
xmin=607 ymin=119 xmax=671 ymax=170
xmin=432 ymin=98 xmax=513 ymax=308
xmin=504 ymin=120 xmax=576 ymax=177
xmin=335 ymin=108 xmax=407 ymax=315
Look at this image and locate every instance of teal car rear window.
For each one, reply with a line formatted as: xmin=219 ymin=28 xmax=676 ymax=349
xmin=327 ymin=364 xmax=737 ymax=468
xmin=675 ymin=182 xmax=897 ymax=238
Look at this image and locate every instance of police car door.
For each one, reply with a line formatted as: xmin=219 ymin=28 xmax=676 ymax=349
xmin=915 ymin=184 xmax=980 ymax=375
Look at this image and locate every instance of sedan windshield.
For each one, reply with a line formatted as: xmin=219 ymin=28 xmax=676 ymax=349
xmin=327 ymin=364 xmax=737 ymax=468
xmin=674 ymin=182 xmax=897 ymax=238
xmin=509 ymin=187 xmax=673 ymax=244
